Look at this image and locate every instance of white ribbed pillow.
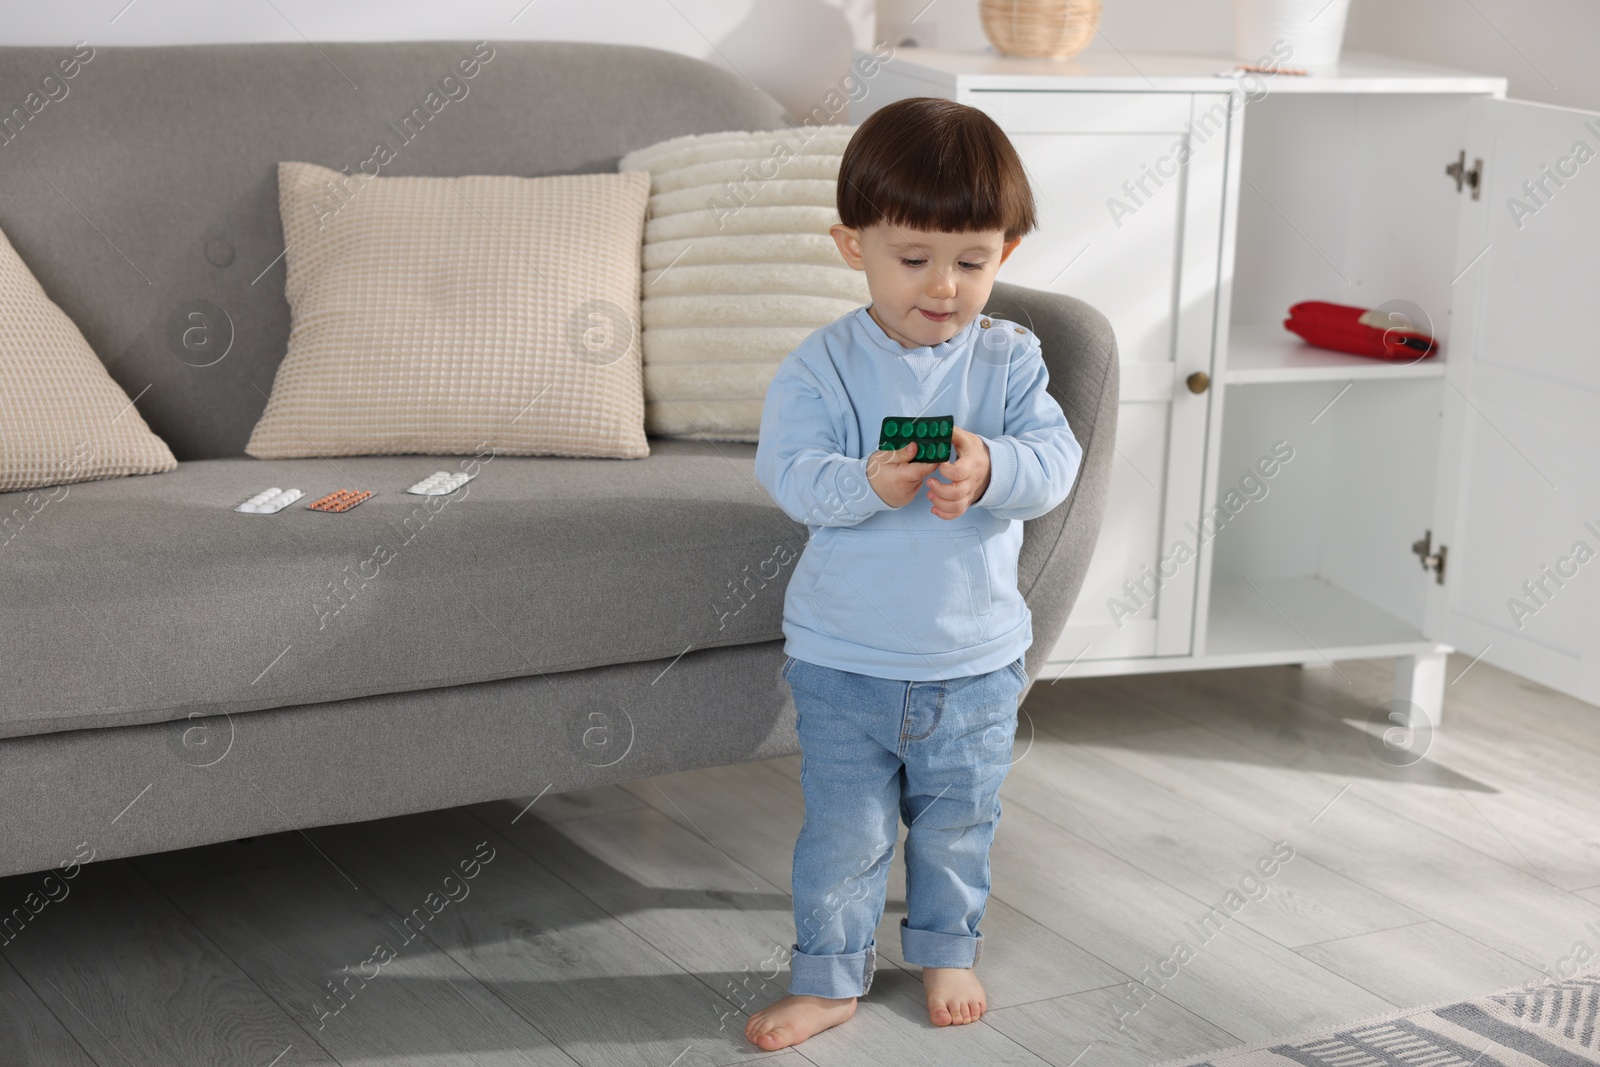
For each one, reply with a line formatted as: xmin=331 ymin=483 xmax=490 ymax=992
xmin=246 ymin=162 xmax=651 ymax=460
xmin=620 ymin=127 xmax=869 ymax=442
xmin=0 ymin=226 xmax=176 ymax=492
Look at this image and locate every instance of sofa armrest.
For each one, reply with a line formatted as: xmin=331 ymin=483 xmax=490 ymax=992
xmin=982 ymin=281 xmax=1120 ymax=692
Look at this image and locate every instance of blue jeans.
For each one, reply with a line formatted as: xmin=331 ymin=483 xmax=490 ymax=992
xmin=780 ymin=653 xmax=1029 ymax=999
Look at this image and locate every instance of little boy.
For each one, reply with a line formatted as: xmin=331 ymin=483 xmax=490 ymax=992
xmin=747 ymin=97 xmax=1083 ymax=1049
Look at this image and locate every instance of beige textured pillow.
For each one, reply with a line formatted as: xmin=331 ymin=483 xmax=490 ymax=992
xmin=246 ymin=162 xmax=651 ymax=460
xmin=619 ymin=127 xmax=869 ymax=442
xmin=0 ymin=226 xmax=176 ymax=492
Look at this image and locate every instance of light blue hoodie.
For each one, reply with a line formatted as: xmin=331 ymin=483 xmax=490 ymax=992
xmin=754 ymin=305 xmax=1083 ymax=681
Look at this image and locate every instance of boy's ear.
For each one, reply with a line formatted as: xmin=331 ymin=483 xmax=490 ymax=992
xmin=830 ymin=223 xmax=866 ymax=271
xmin=998 ymin=236 xmax=1023 ymax=265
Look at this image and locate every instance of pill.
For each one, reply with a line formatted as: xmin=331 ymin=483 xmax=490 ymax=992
xmin=407 ymin=469 xmax=475 ymax=495
xmin=307 ymin=489 xmax=372 ymax=512
xmin=236 ymin=487 xmax=303 ymax=513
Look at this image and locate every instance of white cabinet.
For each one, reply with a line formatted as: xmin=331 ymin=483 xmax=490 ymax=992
xmin=854 ymin=49 xmax=1600 ymax=721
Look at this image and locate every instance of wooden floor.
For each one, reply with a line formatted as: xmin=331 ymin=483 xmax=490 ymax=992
xmin=5 ymin=653 xmax=1600 ymax=1067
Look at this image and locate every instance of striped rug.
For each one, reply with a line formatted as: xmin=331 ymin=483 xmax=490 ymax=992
xmin=1154 ymin=972 xmax=1600 ymax=1067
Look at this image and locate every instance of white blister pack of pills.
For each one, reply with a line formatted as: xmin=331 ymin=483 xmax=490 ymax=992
xmin=236 ymin=487 xmax=303 ymax=514
xmin=406 ymin=470 xmax=474 ymax=496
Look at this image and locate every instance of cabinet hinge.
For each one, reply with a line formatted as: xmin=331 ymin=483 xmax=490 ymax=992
xmin=1446 ymin=150 xmax=1482 ymax=199
xmin=1412 ymin=530 xmax=1448 ymax=584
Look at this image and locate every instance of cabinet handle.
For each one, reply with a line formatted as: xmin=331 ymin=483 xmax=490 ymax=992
xmin=1186 ymin=371 xmax=1210 ymax=394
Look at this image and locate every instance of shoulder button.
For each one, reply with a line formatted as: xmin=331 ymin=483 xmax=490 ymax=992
xmin=979 ymin=318 xmax=991 ymax=328
xmin=1015 ymin=326 xmax=1026 ymax=334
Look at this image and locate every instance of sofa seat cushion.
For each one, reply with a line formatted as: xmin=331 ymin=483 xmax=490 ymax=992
xmin=0 ymin=441 xmax=802 ymax=741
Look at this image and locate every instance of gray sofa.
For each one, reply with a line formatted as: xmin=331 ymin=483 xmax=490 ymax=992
xmin=0 ymin=41 xmax=1117 ymax=879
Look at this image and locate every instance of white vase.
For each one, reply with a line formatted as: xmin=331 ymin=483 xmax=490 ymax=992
xmin=1232 ymin=0 xmax=1352 ymax=67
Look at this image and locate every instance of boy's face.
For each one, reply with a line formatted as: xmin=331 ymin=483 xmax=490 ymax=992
xmin=830 ymin=222 xmax=1022 ymax=350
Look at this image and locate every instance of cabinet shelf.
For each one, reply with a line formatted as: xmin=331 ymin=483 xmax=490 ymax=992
xmin=1204 ymin=576 xmax=1438 ymax=662
xmin=1223 ymin=323 xmax=1446 ymax=385
xmin=1043 ymin=575 xmax=1442 ymax=678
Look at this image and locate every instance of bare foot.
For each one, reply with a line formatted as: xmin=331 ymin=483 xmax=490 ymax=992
xmin=924 ymin=967 xmax=986 ymax=1026
xmin=745 ymin=994 xmax=858 ymax=1050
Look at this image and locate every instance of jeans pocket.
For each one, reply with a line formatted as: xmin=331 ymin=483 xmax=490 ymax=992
xmin=781 ymin=655 xmax=798 ymax=682
xmin=1006 ymin=656 xmax=1029 ymax=689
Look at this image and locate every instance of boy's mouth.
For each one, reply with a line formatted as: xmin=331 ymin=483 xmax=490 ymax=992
xmin=918 ymin=309 xmax=953 ymax=322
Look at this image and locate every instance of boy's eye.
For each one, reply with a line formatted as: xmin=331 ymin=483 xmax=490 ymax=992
xmin=896 ymin=257 xmax=985 ymax=269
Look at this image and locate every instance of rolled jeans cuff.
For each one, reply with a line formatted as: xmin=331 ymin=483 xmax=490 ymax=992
xmin=788 ymin=941 xmax=877 ymax=999
xmin=900 ymin=918 xmax=983 ymax=968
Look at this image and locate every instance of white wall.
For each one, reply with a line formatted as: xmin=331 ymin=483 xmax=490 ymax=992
xmin=876 ymin=0 xmax=1600 ymax=112
xmin=9 ymin=1 xmax=1594 ymax=118
xmin=0 ymin=0 xmax=878 ymax=123
xmin=1345 ymin=0 xmax=1599 ymax=112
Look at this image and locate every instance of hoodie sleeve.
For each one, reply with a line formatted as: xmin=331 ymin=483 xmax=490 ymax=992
xmin=971 ymin=331 xmax=1083 ymax=522
xmin=755 ymin=354 xmax=897 ymax=528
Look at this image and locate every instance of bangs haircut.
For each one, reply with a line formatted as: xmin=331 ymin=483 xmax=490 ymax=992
xmin=837 ymin=97 xmax=1037 ymax=242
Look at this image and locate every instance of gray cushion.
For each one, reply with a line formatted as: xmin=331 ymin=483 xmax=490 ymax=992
xmin=0 ymin=283 xmax=1118 ymax=743
xmin=1 ymin=441 xmax=803 ymax=740
xmin=0 ymin=41 xmax=788 ymax=461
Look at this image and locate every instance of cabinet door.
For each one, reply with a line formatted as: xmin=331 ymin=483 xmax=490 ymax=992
xmin=1429 ymin=96 xmax=1600 ymax=704
xmin=966 ymin=91 xmax=1228 ymax=661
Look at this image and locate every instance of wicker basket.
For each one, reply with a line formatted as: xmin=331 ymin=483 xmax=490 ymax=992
xmin=979 ymin=0 xmax=1102 ymax=60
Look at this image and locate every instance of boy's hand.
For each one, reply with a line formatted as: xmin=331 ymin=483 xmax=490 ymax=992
xmin=867 ymin=442 xmax=940 ymax=509
xmin=925 ymin=426 xmax=991 ymax=520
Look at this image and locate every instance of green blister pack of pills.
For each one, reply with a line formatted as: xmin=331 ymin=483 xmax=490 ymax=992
xmin=879 ymin=414 xmax=954 ymax=462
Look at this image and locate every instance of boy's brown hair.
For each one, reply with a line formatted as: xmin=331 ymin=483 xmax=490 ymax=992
xmin=837 ymin=97 xmax=1036 ymax=242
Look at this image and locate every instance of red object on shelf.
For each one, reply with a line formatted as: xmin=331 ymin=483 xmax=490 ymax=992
xmin=1283 ymin=301 xmax=1438 ymax=361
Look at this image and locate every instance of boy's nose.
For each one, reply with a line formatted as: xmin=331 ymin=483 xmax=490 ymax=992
xmin=927 ymin=268 xmax=957 ymax=298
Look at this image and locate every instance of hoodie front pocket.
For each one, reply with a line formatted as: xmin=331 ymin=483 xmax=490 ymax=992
xmin=811 ymin=527 xmax=994 ymax=653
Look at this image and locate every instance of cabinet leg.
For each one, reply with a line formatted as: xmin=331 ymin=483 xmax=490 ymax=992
xmin=1393 ymin=649 xmax=1448 ymax=730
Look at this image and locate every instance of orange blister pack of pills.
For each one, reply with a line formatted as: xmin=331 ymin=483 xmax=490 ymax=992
xmin=306 ymin=489 xmax=373 ymax=513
